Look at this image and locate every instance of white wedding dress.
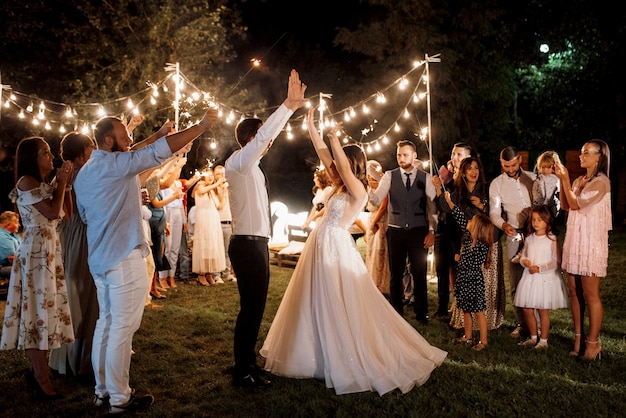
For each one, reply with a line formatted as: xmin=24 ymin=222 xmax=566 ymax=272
xmin=260 ymin=192 xmax=447 ymax=396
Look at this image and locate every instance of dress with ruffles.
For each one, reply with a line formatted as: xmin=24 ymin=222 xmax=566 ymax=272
xmin=514 ymin=233 xmax=569 ymax=309
xmin=1 ymin=181 xmax=74 ymax=351
xmin=561 ymin=174 xmax=612 ymax=277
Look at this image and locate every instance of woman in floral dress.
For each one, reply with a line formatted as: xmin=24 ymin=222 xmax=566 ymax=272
xmin=433 ymin=157 xmax=506 ymax=332
xmin=1 ymin=137 xmax=75 ymax=398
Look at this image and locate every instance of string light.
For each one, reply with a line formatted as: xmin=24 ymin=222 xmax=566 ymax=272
xmin=0 ymin=58 xmax=436 ymax=156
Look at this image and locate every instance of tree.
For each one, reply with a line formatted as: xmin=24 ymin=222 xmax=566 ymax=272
xmin=0 ymin=0 xmax=247 ymax=142
xmin=333 ymin=0 xmax=625 ymax=179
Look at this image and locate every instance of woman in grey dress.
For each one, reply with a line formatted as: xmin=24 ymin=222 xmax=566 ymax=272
xmin=48 ymin=132 xmax=99 ymax=376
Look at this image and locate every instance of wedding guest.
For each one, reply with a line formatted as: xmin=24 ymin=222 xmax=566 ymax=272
xmin=433 ymin=143 xmax=472 ymax=317
xmin=369 ymin=140 xmax=438 ymax=323
xmin=444 ymin=190 xmax=494 ymax=352
xmin=1 ymin=137 xmax=74 ymax=399
xmin=365 ymin=160 xmax=391 ymax=295
xmin=261 ymin=108 xmax=447 ymax=395
xmin=532 ymin=151 xmax=561 ymax=218
xmin=555 ymin=139 xmax=611 ymax=361
xmin=511 ymin=150 xmax=563 ymax=264
xmin=226 ymin=69 xmax=307 ymax=388
xmin=489 ymin=146 xmax=535 ymax=338
xmin=48 ymin=132 xmax=99 ymax=377
xmin=514 ymin=205 xmax=568 ymax=349
xmin=434 ymin=157 xmax=505 ymax=333
xmin=302 ymin=167 xmax=333 ymax=231
xmin=0 ymin=211 xmax=20 ymax=281
xmin=191 ymin=168 xmax=226 ymax=286
xmin=74 ymin=109 xmax=217 ymax=413
xmin=148 ymin=176 xmax=183 ymax=290
xmin=158 ymin=157 xmax=187 ymax=289
xmin=214 ymin=164 xmax=236 ymax=282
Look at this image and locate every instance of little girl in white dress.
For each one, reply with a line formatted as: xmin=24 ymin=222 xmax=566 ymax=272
xmin=514 ymin=205 xmax=568 ymax=349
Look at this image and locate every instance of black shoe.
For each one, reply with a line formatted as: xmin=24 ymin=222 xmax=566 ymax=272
xmin=233 ymin=373 xmax=272 ymax=388
xmin=415 ymin=315 xmax=429 ymax=324
xmin=94 ymin=394 xmax=110 ymax=407
xmin=109 ymin=394 xmax=154 ymax=414
xmin=433 ymin=310 xmax=449 ymax=318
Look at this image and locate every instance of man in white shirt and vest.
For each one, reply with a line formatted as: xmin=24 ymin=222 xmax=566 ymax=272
xmin=489 ymin=146 xmax=536 ymax=339
xmin=225 ymin=69 xmax=307 ymax=388
xmin=370 ymin=140 xmax=438 ymax=324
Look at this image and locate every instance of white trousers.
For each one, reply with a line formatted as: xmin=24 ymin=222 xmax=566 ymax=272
xmin=92 ymin=248 xmax=148 ymax=406
xmin=159 ymin=207 xmax=184 ymax=279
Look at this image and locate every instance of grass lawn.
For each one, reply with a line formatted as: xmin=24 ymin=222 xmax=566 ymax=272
xmin=1 ymin=225 xmax=625 ymax=417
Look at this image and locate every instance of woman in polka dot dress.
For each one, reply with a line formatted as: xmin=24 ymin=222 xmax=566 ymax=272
xmin=443 ymin=191 xmax=495 ymax=351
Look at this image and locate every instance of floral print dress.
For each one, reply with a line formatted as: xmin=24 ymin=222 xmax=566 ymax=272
xmin=1 ymin=181 xmax=74 ymax=350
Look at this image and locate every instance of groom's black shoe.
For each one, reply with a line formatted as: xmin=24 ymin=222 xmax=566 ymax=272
xmin=233 ymin=373 xmax=272 ymax=388
xmin=415 ymin=315 xmax=429 ymax=325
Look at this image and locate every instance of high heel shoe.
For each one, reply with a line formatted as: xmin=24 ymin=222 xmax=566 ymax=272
xmin=150 ymin=291 xmax=166 ymax=300
xmin=197 ymin=275 xmax=209 ymax=286
xmin=168 ymin=277 xmax=177 ymax=288
xmin=582 ymin=340 xmax=602 ymax=361
xmin=158 ymin=278 xmax=170 ymax=289
xmin=569 ymin=334 xmax=582 ymax=357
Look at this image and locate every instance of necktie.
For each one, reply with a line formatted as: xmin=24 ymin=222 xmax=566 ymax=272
xmin=405 ymin=172 xmax=411 ymax=190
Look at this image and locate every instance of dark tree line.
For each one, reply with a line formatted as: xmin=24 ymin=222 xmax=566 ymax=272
xmin=1 ymin=0 xmax=624 ymax=219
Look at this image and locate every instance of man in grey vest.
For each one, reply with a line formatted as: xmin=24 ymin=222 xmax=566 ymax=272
xmin=370 ymin=140 xmax=438 ymax=323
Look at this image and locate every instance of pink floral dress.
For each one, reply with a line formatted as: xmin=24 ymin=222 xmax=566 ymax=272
xmin=1 ymin=180 xmax=74 ymax=350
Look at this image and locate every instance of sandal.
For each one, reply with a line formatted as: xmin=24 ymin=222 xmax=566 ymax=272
xmin=569 ymin=334 xmax=582 ymax=357
xmin=472 ymin=341 xmax=488 ymax=351
xmin=582 ymin=340 xmax=602 ymax=362
xmin=452 ymin=335 xmax=473 ymax=345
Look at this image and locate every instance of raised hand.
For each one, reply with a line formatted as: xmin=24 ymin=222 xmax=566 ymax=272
xmin=199 ymin=107 xmax=219 ymax=130
xmin=284 ymin=69 xmax=308 ymax=111
xmin=156 ymin=120 xmax=176 ymax=138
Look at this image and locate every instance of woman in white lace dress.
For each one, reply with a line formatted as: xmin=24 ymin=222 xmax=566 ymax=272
xmin=261 ymin=108 xmax=447 ymax=396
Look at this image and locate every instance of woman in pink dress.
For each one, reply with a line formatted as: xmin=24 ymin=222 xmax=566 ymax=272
xmin=555 ymin=139 xmax=611 ymax=361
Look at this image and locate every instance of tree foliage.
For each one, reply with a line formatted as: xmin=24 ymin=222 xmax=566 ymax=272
xmin=0 ymin=0 xmax=246 ymax=141
xmin=333 ymin=0 xmax=625 ymax=178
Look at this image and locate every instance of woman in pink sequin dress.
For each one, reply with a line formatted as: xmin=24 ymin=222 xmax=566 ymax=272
xmin=555 ymin=139 xmax=611 ymax=361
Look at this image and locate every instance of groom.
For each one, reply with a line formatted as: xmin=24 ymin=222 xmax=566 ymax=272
xmin=225 ymin=69 xmax=307 ymax=388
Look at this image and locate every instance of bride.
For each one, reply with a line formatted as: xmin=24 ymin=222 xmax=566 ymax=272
xmin=260 ymin=108 xmax=447 ymax=396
